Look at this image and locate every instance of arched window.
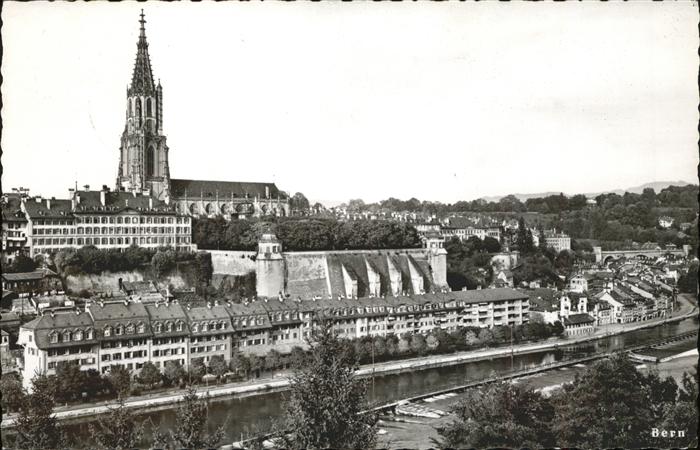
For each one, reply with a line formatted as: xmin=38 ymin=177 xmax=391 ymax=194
xmin=126 ymin=323 xmax=135 ymax=334
xmin=166 ymin=321 xmax=173 ymax=332
xmin=62 ymin=331 xmax=72 ymax=342
xmin=74 ymin=330 xmax=83 ymax=341
xmin=146 ymin=98 xmax=152 ymax=117
xmin=136 ymin=98 xmax=142 ymax=118
xmin=129 ymin=98 xmax=133 ymax=116
xmin=146 ymin=146 xmax=155 ymax=177
xmin=137 ymin=322 xmax=146 ymax=333
xmin=189 ymin=203 xmax=198 ymax=215
xmin=50 ymin=331 xmax=58 ymax=344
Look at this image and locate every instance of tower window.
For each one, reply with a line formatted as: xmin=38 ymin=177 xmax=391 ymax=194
xmin=146 ymin=98 xmax=152 ymax=117
xmin=146 ymin=146 xmax=155 ymax=176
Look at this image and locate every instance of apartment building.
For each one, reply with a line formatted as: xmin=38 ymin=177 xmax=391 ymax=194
xmin=18 ymin=287 xmax=529 ymax=390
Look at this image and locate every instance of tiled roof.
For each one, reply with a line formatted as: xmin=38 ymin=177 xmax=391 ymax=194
xmin=170 ymin=179 xmax=287 ymax=200
xmin=23 ymin=198 xmax=73 ymax=219
xmin=564 ymin=313 xmax=595 ymax=326
xmin=23 ymin=309 xmax=98 ymax=349
xmin=73 ymin=191 xmax=173 ymax=214
xmin=2 ymin=269 xmax=57 ymax=282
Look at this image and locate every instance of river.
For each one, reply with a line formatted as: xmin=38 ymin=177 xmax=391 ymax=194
xmin=28 ymin=317 xmax=700 ymax=447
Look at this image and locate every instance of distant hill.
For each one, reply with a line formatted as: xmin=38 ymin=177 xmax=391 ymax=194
xmin=480 ymin=180 xmax=693 ymax=203
xmin=585 ymin=180 xmax=692 ymax=197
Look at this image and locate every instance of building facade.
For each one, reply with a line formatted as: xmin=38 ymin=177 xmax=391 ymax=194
xmin=22 ymin=188 xmax=194 ymax=258
xmin=18 ymin=287 xmax=529 ymax=390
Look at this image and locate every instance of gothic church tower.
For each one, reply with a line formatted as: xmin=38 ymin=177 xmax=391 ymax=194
xmin=116 ymin=11 xmax=170 ymax=200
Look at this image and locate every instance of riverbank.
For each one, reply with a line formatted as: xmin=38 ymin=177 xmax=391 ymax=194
xmin=2 ymin=296 xmax=696 ymax=428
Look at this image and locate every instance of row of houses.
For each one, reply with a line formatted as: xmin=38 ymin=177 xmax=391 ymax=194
xmin=17 ymin=287 xmax=530 ymax=390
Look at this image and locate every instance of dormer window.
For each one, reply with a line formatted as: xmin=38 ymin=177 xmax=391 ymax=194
xmin=86 ymin=328 xmax=94 ymax=340
xmin=256 ymin=316 xmax=264 ymax=325
xmin=126 ymin=323 xmax=135 ymax=334
xmin=137 ymin=322 xmax=146 ymax=333
xmin=176 ymin=321 xmax=184 ymax=332
xmin=166 ymin=322 xmax=173 ymax=332
xmin=104 ymin=326 xmax=112 ymax=337
xmin=74 ymin=330 xmax=83 ymax=341
xmin=192 ymin=323 xmax=199 ymax=333
xmin=62 ymin=331 xmax=72 ymax=343
xmin=202 ymin=323 xmax=208 ymax=332
xmin=155 ymin=323 xmax=163 ymax=333
xmin=220 ymin=321 xmax=227 ymax=330
xmin=115 ymin=325 xmax=123 ymax=336
xmin=50 ymin=332 xmax=58 ymax=344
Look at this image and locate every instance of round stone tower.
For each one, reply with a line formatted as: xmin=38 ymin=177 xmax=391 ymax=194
xmin=255 ymin=232 xmax=285 ymax=298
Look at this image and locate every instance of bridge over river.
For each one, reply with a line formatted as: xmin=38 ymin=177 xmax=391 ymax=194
xmin=594 ymin=245 xmax=689 ymax=263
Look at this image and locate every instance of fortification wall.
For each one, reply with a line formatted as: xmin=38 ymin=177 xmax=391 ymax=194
xmin=207 ymin=250 xmax=257 ymax=275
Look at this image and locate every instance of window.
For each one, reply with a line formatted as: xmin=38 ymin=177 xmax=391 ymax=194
xmin=74 ymin=330 xmax=83 ymax=341
xmin=146 ymin=146 xmax=155 ymax=177
xmin=166 ymin=322 xmax=173 ymax=332
xmin=137 ymin=322 xmax=145 ymax=333
xmin=62 ymin=331 xmax=72 ymax=342
xmin=115 ymin=325 xmax=123 ymax=336
xmin=176 ymin=321 xmax=184 ymax=332
xmin=86 ymin=329 xmax=94 ymax=340
xmin=126 ymin=323 xmax=135 ymax=334
xmin=192 ymin=323 xmax=199 ymax=333
xmin=155 ymin=323 xmax=163 ymax=333
xmin=104 ymin=326 xmax=112 ymax=337
xmin=50 ymin=332 xmax=58 ymax=344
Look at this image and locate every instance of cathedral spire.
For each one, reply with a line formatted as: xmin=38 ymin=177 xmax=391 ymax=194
xmin=130 ymin=9 xmax=155 ymax=95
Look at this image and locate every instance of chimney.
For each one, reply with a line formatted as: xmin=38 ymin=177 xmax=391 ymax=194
xmin=149 ymin=197 xmax=153 ymax=209
xmin=100 ymin=190 xmax=106 ymax=207
xmin=46 ymin=199 xmax=51 ymax=210
xmin=84 ymin=184 xmax=90 ymax=192
xmin=265 ymin=186 xmax=270 ymax=198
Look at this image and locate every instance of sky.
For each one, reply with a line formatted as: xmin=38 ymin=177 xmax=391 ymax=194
xmin=2 ymin=2 xmax=698 ymax=205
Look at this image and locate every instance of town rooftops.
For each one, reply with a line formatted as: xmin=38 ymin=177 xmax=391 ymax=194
xmin=22 ymin=309 xmax=98 ymax=349
xmin=170 ymin=179 xmax=287 ymax=200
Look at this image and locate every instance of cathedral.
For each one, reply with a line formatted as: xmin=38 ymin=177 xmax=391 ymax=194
xmin=116 ymin=12 xmax=290 ymax=219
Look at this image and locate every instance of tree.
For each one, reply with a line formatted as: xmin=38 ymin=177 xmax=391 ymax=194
xmin=0 ymin=376 xmax=25 ymax=412
xmin=163 ymin=361 xmax=187 ymax=387
xmin=289 ymin=346 xmax=308 ymax=370
xmin=282 ymin=320 xmax=378 ymax=449
xmin=230 ymin=352 xmax=251 ymax=379
xmin=137 ymin=362 xmax=161 ymax=389
xmin=410 ymin=333 xmax=427 ymax=356
xmin=515 ymin=217 xmax=535 ymax=255
xmin=189 ymin=358 xmax=207 ymax=383
xmin=55 ymin=360 xmax=87 ymax=403
xmin=195 ymin=252 xmax=213 ymax=287
xmin=88 ymin=400 xmax=144 ymax=450
xmin=208 ymin=355 xmax=228 ymax=379
xmin=108 ymin=365 xmax=132 ymax=399
xmin=249 ymin=354 xmax=264 ymax=378
xmin=13 ymin=375 xmax=66 ymax=449
xmin=7 ymin=254 xmax=37 ymax=273
xmin=154 ymin=388 xmax=224 ymax=449
xmin=435 ymin=381 xmax=555 ymax=448
xmin=291 ymin=192 xmax=310 ymax=211
xmin=151 ymin=249 xmax=176 ymax=278
xmin=551 ymin=353 xmax=670 ymax=448
xmin=265 ymin=349 xmax=282 ymax=376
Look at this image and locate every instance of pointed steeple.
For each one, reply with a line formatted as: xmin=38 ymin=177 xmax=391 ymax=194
xmin=130 ymin=10 xmax=155 ymax=95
